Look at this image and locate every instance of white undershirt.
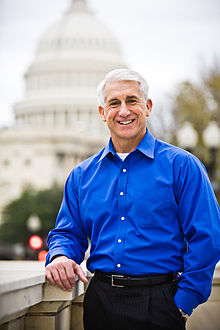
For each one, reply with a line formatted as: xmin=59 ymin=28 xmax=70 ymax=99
xmin=117 ymin=153 xmax=129 ymax=161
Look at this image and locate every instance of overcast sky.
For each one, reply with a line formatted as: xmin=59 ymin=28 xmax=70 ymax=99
xmin=0 ymin=0 xmax=219 ymax=128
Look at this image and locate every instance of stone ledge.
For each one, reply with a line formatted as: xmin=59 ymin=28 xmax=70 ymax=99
xmin=0 ymin=260 xmax=87 ymax=326
xmin=0 ymin=261 xmax=45 ymax=294
xmin=0 ymin=283 xmax=43 ymax=325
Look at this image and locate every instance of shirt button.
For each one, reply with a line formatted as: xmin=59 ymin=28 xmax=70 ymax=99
xmin=123 ymin=169 xmax=127 ymax=172
xmin=118 ymin=239 xmax=122 ymax=243
xmin=120 ymin=192 xmax=124 ymax=196
xmin=121 ymin=216 xmax=125 ymax=221
xmin=117 ymin=264 xmax=121 ymax=268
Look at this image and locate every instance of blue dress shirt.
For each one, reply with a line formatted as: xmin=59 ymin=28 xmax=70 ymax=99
xmin=46 ymin=129 xmax=220 ymax=315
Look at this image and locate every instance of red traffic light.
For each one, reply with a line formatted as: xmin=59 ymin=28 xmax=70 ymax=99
xmin=38 ymin=250 xmax=48 ymax=261
xmin=29 ymin=235 xmax=43 ymax=250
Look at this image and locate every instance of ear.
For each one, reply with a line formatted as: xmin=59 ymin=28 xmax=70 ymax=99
xmin=98 ymin=106 xmax=107 ymax=122
xmin=146 ymin=99 xmax=153 ymax=117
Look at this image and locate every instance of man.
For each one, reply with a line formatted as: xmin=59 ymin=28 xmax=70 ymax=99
xmin=45 ymin=69 xmax=220 ymax=330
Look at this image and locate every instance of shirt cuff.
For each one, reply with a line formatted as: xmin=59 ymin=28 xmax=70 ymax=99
xmin=174 ymin=287 xmax=201 ymax=316
xmin=45 ymin=248 xmax=73 ymax=266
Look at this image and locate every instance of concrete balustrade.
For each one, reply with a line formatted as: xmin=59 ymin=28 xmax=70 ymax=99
xmin=0 ymin=261 xmax=219 ymax=330
xmin=0 ymin=261 xmax=90 ymax=330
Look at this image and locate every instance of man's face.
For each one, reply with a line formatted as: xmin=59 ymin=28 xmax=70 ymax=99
xmin=99 ymin=80 xmax=152 ymax=152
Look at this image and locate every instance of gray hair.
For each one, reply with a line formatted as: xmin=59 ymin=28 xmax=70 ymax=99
xmin=97 ymin=68 xmax=149 ymax=107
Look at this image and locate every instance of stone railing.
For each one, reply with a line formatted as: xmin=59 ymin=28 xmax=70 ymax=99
xmin=0 ymin=260 xmax=91 ymax=330
xmin=0 ymin=261 xmax=219 ymax=330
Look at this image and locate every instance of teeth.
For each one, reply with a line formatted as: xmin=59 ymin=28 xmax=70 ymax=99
xmin=119 ymin=120 xmax=133 ymax=125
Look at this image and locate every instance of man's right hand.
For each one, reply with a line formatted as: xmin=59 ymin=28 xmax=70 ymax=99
xmin=45 ymin=255 xmax=88 ymax=291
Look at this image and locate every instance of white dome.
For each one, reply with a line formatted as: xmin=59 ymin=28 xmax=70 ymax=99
xmin=14 ymin=0 xmax=126 ymax=131
xmin=36 ymin=1 xmax=121 ymax=58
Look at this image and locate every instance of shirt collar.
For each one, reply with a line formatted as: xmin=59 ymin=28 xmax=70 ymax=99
xmin=136 ymin=129 xmax=155 ymax=159
xmin=97 ymin=138 xmax=116 ymax=163
xmin=97 ymin=129 xmax=155 ymax=163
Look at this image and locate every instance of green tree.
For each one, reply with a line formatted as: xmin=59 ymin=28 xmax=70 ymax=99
xmin=171 ymin=64 xmax=220 ymax=201
xmin=0 ymin=186 xmax=63 ymax=246
xmin=204 ymin=66 xmax=220 ymax=123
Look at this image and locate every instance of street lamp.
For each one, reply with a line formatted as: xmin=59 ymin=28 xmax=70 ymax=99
xmin=26 ymin=214 xmax=43 ymax=260
xmin=176 ymin=121 xmax=198 ymax=151
xmin=27 ymin=214 xmax=42 ymax=232
xmin=203 ymin=121 xmax=220 ymax=149
xmin=203 ymin=121 xmax=220 ymax=191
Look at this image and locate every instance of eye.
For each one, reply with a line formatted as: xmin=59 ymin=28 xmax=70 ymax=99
xmin=127 ymin=99 xmax=137 ymax=105
xmin=109 ymin=101 xmax=120 ymax=107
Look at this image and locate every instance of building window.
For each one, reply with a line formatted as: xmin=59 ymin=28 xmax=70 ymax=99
xmin=3 ymin=159 xmax=10 ymax=166
xmin=57 ymin=153 xmax=65 ymax=164
xmin=24 ymin=159 xmax=31 ymax=167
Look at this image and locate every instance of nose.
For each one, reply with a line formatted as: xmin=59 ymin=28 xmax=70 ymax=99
xmin=119 ymin=102 xmax=130 ymax=117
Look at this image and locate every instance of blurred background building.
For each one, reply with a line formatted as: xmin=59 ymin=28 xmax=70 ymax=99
xmin=0 ymin=0 xmax=126 ymax=215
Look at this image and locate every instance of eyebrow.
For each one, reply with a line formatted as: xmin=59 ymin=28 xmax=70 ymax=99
xmin=126 ymin=95 xmax=139 ymax=100
xmin=106 ymin=95 xmax=140 ymax=104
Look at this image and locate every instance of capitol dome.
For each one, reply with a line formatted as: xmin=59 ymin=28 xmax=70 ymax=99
xmin=14 ymin=0 xmax=126 ymax=132
xmin=0 ymin=0 xmax=127 ymax=214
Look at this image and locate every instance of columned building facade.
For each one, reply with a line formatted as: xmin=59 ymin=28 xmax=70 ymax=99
xmin=0 ymin=0 xmax=127 ymax=213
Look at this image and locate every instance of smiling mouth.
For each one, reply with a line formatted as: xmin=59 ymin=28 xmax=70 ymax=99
xmin=118 ymin=119 xmax=135 ymax=125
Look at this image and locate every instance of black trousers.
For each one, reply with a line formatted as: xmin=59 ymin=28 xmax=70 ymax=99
xmin=83 ymin=275 xmax=186 ymax=330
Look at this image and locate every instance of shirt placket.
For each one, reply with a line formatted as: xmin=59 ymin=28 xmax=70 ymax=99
xmin=114 ymin=159 xmax=128 ymax=272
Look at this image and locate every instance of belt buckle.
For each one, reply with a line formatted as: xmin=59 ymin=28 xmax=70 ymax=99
xmin=111 ymin=274 xmax=124 ymax=288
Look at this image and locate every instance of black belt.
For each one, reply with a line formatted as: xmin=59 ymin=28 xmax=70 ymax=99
xmin=94 ymin=271 xmax=177 ymax=288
